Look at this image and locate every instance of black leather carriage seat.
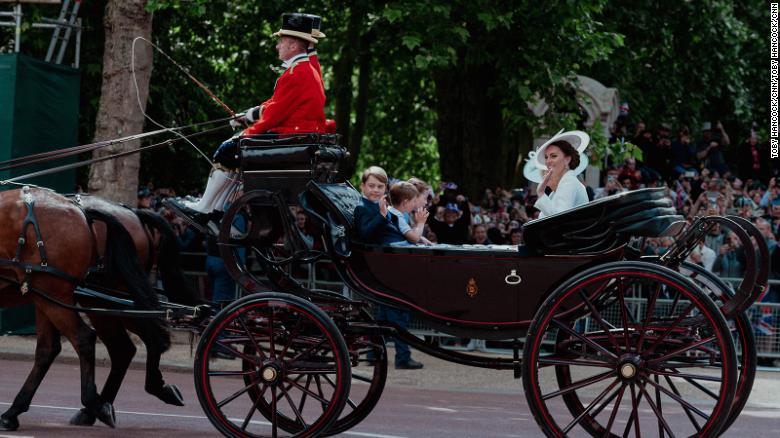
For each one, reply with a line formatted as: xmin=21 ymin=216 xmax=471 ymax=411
xmin=523 ymin=188 xmax=685 ymax=255
xmin=299 ymin=181 xmax=364 ymax=257
xmin=239 ymin=134 xmax=346 ymax=204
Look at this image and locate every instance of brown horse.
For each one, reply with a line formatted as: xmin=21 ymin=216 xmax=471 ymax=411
xmin=0 ymin=187 xmax=160 ymax=431
xmin=66 ymin=195 xmax=202 ymax=425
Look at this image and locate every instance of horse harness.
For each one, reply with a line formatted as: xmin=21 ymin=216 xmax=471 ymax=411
xmin=0 ymin=187 xmax=191 ymax=320
xmin=0 ymin=186 xmax=83 ymax=294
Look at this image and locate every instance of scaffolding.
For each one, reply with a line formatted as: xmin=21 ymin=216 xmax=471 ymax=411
xmin=0 ymin=0 xmax=82 ymax=67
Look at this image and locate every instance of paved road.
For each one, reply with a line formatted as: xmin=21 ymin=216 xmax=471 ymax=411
xmin=1 ymin=357 xmax=779 ymax=437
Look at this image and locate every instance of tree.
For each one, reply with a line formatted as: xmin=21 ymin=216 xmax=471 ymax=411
xmin=88 ymin=0 xmax=153 ymax=204
xmin=586 ymin=0 xmax=765 ymax=136
xmin=70 ymin=0 xmax=764 ymax=197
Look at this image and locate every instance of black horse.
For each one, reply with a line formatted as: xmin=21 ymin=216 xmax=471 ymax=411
xmin=67 ymin=195 xmax=202 ymax=425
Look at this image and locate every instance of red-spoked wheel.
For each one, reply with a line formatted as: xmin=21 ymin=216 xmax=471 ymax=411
xmin=325 ymin=309 xmax=388 ymax=436
xmin=238 ymin=309 xmax=387 ymax=436
xmin=523 ymin=262 xmax=737 ymax=438
xmin=678 ymin=261 xmax=756 ymax=434
xmin=194 ymin=292 xmax=351 ymax=438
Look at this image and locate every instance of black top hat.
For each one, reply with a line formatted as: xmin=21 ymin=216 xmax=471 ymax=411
xmin=301 ymin=13 xmax=325 ymax=38
xmin=273 ymin=13 xmax=317 ymax=43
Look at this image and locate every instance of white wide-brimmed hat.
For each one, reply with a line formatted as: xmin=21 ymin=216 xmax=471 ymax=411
xmin=523 ymin=149 xmax=589 ymax=183
xmin=534 ymin=129 xmax=590 ymax=170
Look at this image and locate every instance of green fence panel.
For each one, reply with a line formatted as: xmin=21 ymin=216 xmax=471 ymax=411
xmin=0 ymin=53 xmax=81 ymax=335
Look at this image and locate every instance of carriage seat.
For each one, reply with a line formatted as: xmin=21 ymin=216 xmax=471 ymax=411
xmin=239 ymin=134 xmax=346 ymax=204
xmin=299 ymin=181 xmax=364 ymax=257
xmin=522 ymin=188 xmax=685 ymax=255
xmin=240 ymin=133 xmax=345 ymax=171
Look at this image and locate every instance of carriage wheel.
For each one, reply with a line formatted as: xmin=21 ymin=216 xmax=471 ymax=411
xmin=679 ymin=261 xmax=756 ymax=433
xmin=557 ymin=259 xmax=758 ymax=435
xmin=194 ymin=293 xmax=351 ymax=438
xmin=523 ymin=262 xmax=737 ymax=438
xmin=325 ymin=309 xmax=388 ymax=436
xmin=241 ymin=308 xmax=388 ymax=436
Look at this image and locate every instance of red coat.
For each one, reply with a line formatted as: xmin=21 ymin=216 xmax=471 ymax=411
xmin=308 ymin=51 xmax=337 ymax=134
xmin=243 ymin=56 xmax=325 ymax=135
xmin=309 ymin=51 xmax=322 ymax=80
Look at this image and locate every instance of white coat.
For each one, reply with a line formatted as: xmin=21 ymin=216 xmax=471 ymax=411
xmin=534 ymin=170 xmax=589 ymax=218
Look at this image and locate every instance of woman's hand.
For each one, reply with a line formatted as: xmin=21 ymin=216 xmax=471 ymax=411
xmin=537 ymin=169 xmax=553 ymax=197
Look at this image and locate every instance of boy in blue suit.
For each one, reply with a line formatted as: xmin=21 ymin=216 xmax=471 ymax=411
xmin=353 ymin=166 xmax=424 ymax=369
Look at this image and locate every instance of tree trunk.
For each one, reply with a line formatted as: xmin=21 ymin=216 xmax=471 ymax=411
xmin=433 ymin=60 xmax=504 ymax=200
xmin=345 ymin=30 xmax=374 ymax=178
xmin=88 ymin=0 xmax=153 ymax=205
xmin=331 ymin=2 xmax=369 ymax=179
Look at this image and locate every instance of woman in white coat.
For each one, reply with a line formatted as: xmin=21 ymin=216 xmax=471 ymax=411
xmin=533 ymin=130 xmax=590 ymax=218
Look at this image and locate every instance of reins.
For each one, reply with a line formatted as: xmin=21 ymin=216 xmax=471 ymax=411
xmin=1 ymin=123 xmax=227 ymax=185
xmin=0 ymin=116 xmax=233 ymax=172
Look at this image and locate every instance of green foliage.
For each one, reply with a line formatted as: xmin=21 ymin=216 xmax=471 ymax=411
xmin=586 ymin=121 xmax=642 ymax=169
xmin=3 ymin=0 xmax=765 ymax=193
xmin=585 ymin=0 xmax=766 ymax=138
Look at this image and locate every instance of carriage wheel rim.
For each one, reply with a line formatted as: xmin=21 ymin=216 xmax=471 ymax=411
xmin=524 ymin=268 xmax=736 ymax=438
xmin=197 ymin=297 xmax=348 ymax=437
xmin=680 ymin=262 xmax=757 ymax=434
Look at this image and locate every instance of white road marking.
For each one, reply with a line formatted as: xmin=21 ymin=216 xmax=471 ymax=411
xmin=424 ymin=406 xmax=457 ymax=413
xmin=343 ymin=433 xmax=407 ymax=438
xmin=740 ymin=409 xmax=780 ymax=418
xmin=0 ymin=401 xmax=407 ymax=438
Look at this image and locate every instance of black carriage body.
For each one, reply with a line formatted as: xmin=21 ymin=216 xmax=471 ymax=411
xmin=224 ymin=136 xmax=697 ymax=339
xmin=299 ymin=182 xmax=686 ymax=339
xmin=338 ymin=244 xmax=623 ymax=338
xmin=204 ymin=134 xmax=776 ymax=437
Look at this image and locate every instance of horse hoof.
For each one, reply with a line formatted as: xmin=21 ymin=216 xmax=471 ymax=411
xmin=157 ymin=384 xmax=185 ymax=407
xmin=95 ymin=403 xmax=116 ymax=429
xmin=0 ymin=415 xmax=19 ymax=431
xmin=69 ymin=408 xmax=96 ymax=426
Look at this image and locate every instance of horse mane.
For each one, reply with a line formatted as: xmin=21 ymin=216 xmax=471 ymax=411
xmin=133 ymin=208 xmax=201 ymax=306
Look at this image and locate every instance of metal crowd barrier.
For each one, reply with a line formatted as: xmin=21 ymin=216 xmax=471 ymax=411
xmin=180 ymin=252 xmax=780 ymax=362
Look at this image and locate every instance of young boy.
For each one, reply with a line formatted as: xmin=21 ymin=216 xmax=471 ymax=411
xmin=354 ymin=166 xmax=410 ymax=246
xmin=354 ymin=167 xmax=424 ymax=369
xmin=386 ymin=181 xmax=426 ymax=245
xmin=407 ymin=177 xmax=432 ymax=245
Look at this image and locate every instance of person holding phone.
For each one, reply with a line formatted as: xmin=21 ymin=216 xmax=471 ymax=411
xmin=534 ymin=130 xmax=590 ymax=218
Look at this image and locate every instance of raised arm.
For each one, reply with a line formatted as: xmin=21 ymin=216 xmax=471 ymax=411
xmin=534 ymin=177 xmax=579 ymax=217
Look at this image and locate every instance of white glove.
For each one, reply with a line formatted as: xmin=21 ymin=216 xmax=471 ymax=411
xmin=244 ymin=105 xmax=262 ymax=123
xmin=229 ymin=115 xmax=246 ymax=130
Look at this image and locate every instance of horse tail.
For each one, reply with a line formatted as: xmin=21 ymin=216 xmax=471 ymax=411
xmin=133 ymin=209 xmax=200 ymax=306
xmin=84 ymin=208 xmax=171 ymax=351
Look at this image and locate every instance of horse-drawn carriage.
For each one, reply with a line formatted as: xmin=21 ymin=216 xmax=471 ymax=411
xmin=0 ymin=132 xmax=769 ymax=438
